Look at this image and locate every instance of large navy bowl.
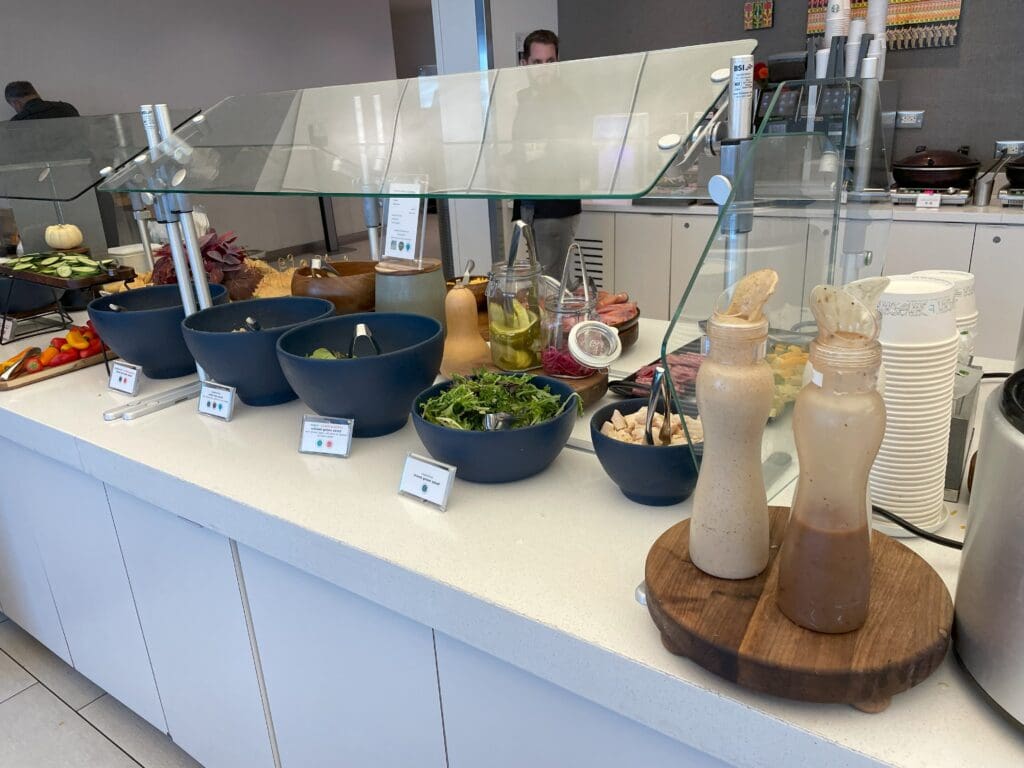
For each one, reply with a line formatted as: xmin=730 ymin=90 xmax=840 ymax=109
xmin=88 ymin=284 xmax=228 ymax=379
xmin=411 ymin=375 xmax=578 ymax=483
xmin=277 ymin=312 xmax=443 ymax=437
xmin=0 ymin=277 xmax=63 ymax=314
xmin=182 ymin=297 xmax=334 ymax=406
xmin=590 ymin=398 xmax=700 ymax=506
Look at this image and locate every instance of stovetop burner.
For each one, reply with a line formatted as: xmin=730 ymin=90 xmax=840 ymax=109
xmin=891 ymin=187 xmax=970 ymax=206
xmin=997 ymin=187 xmax=1024 ymax=207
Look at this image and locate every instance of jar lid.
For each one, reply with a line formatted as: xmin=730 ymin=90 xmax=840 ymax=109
xmin=568 ymin=320 xmax=622 ymax=369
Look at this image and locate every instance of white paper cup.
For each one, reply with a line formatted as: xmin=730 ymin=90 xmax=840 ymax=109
xmin=878 ymin=276 xmax=957 ymax=346
xmin=912 ymin=270 xmax=977 ymax=317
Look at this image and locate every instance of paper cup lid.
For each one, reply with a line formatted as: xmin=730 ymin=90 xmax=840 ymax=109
xmin=568 ymin=320 xmax=621 ymax=369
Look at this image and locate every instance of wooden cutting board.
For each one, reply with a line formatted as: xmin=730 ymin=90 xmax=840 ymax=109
xmin=0 ymin=351 xmax=116 ymax=391
xmin=645 ymin=506 xmax=953 ymax=713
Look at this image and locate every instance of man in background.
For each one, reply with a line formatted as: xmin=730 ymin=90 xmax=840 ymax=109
xmin=511 ymin=29 xmax=581 ymax=279
xmin=5 ymin=81 xmax=79 ymax=121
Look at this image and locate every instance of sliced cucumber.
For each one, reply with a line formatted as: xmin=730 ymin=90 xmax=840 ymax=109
xmin=38 ymin=256 xmax=60 ymax=266
xmin=10 ymin=263 xmax=33 ymax=271
xmin=55 ymin=264 xmax=73 ymax=278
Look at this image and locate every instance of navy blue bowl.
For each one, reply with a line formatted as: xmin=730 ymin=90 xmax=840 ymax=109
xmin=277 ymin=312 xmax=443 ymax=437
xmin=0 ymin=277 xmax=64 ymax=314
xmin=590 ymin=398 xmax=700 ymax=506
xmin=411 ymin=375 xmax=578 ymax=483
xmin=87 ymin=284 xmax=228 ymax=379
xmin=182 ymin=297 xmax=335 ymax=406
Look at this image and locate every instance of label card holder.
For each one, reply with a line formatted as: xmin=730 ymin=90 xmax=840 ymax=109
xmin=108 ymin=361 xmax=142 ymax=395
xmin=298 ymin=415 xmax=354 ymax=458
xmin=916 ymin=193 xmax=941 ymax=209
xmin=383 ymin=181 xmax=424 ymax=260
xmin=399 ymin=452 xmax=456 ymax=511
xmin=198 ymin=381 xmax=236 ymax=421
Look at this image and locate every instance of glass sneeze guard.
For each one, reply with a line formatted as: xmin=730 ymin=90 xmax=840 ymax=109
xmin=98 ymin=40 xmax=756 ymax=199
xmin=0 ymin=110 xmax=197 ymax=201
xmin=662 ymin=77 xmax=893 ymax=499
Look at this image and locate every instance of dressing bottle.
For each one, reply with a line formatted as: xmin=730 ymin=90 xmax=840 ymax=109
xmin=689 ymin=269 xmax=778 ymax=580
xmin=776 ymin=284 xmax=886 ymax=633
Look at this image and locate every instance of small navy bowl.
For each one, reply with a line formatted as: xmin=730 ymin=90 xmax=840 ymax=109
xmin=590 ymin=398 xmax=700 ymax=506
xmin=277 ymin=312 xmax=443 ymax=437
xmin=88 ymin=284 xmax=228 ymax=379
xmin=411 ymin=375 xmax=578 ymax=483
xmin=182 ymin=297 xmax=335 ymax=406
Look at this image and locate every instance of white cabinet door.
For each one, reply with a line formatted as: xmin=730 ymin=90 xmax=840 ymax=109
xmin=575 ymin=211 xmax=615 ymax=290
xmin=614 ymin=213 xmax=672 ymax=319
xmin=238 ymin=545 xmax=446 ymax=768
xmin=0 ymin=439 xmax=70 ymax=664
xmin=670 ymin=214 xmax=718 ymax=320
xmin=970 ymin=226 xmax=1024 ymax=360
xmin=882 ymin=221 xmax=974 ymax=275
xmin=6 ymin=449 xmax=165 ymax=730
xmin=435 ymin=633 xmax=729 ymax=768
xmin=108 ymin=488 xmax=274 ymax=768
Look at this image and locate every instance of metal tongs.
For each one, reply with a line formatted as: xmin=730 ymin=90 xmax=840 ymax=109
xmin=552 ymin=241 xmax=592 ymax=349
xmin=644 ymin=365 xmax=674 ymax=446
xmin=502 ymin=221 xmax=538 ymax=325
xmin=348 ymin=322 xmax=382 ymax=358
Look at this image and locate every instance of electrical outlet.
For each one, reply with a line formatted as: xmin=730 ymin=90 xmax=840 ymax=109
xmin=896 ymin=110 xmax=925 ymax=129
xmin=994 ymin=140 xmax=1024 ymax=157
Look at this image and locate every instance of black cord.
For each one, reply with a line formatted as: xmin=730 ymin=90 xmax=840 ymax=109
xmin=982 ymin=372 xmax=1012 ymax=379
xmin=871 ymin=505 xmax=963 ymax=550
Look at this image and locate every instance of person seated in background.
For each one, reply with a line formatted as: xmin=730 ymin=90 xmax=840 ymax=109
xmin=5 ymin=81 xmax=79 ymax=121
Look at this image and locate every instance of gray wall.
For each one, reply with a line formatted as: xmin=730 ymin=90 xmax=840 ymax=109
xmin=391 ymin=0 xmax=436 ymax=78
xmin=1 ymin=0 xmax=398 ymax=253
xmin=558 ymin=0 xmax=1024 ymax=161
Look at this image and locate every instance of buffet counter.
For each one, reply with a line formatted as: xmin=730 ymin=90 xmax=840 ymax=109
xmin=0 ymin=316 xmax=1021 ymax=768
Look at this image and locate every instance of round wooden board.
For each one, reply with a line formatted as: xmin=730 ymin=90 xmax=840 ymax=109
xmin=645 ymin=507 xmax=953 ymax=711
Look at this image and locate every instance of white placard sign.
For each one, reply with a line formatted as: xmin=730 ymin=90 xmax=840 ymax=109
xmin=383 ymin=182 xmax=423 ymax=260
xmin=108 ymin=361 xmax=142 ymax=395
xmin=399 ymin=452 xmax=456 ymax=511
xmin=915 ymin=193 xmax=941 ymax=209
xmin=197 ymin=381 xmax=236 ymax=421
xmin=298 ymin=415 xmax=353 ymax=458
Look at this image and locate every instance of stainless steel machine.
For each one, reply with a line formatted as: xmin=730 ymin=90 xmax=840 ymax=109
xmin=955 ymin=368 xmax=1024 ymax=727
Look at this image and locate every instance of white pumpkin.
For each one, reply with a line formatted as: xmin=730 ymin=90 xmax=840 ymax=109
xmin=44 ymin=223 xmax=83 ymax=250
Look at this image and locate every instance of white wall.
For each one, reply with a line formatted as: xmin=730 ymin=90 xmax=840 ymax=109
xmin=2 ymin=0 xmax=398 ymax=252
xmin=391 ymin=0 xmax=436 ymax=78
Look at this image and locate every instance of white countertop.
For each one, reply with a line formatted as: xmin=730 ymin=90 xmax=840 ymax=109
xmin=583 ymin=198 xmax=1024 ymax=226
xmin=0 ymin=316 xmax=1021 ymax=768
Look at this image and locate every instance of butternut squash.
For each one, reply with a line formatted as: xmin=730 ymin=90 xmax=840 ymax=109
xmin=441 ymin=284 xmax=489 ymax=377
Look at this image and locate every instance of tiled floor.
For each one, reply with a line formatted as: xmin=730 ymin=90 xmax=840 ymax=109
xmin=0 ymin=611 xmax=202 ymax=768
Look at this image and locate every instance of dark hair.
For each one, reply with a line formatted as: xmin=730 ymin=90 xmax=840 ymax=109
xmin=4 ymin=81 xmax=37 ymax=101
xmin=522 ymin=30 xmax=559 ymax=61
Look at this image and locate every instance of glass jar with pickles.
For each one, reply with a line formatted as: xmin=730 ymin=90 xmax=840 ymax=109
xmin=487 ymin=221 xmax=543 ymax=371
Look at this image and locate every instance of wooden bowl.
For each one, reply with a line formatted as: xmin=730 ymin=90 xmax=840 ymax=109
xmin=291 ymin=260 xmax=375 ymax=315
xmin=610 ymin=311 xmax=640 ymax=351
xmin=445 ymin=276 xmax=489 ymax=310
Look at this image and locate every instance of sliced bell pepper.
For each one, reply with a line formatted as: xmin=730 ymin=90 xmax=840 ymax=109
xmin=50 ymin=337 xmax=67 ymax=350
xmin=61 ymin=343 xmax=73 ymax=352
xmin=47 ymin=350 xmax=79 ymax=367
xmin=80 ymin=338 xmax=104 ymax=359
xmin=66 ymin=328 xmax=90 ymax=351
xmin=39 ymin=347 xmax=60 ymax=366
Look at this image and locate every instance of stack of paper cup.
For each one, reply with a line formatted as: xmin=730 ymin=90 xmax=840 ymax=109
xmin=912 ymin=270 xmax=978 ymax=362
xmin=825 ymin=0 xmax=852 ymax=45
xmin=870 ymin=276 xmax=958 ymax=535
xmin=866 ymin=0 xmax=889 ymax=77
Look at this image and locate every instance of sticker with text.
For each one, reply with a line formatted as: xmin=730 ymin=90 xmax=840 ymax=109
xmin=108 ymin=361 xmax=142 ymax=395
xmin=298 ymin=415 xmax=353 ymax=458
xmin=399 ymin=452 xmax=456 ymax=511
xmin=197 ymin=381 xmax=236 ymax=421
xmin=915 ymin=193 xmax=941 ymax=209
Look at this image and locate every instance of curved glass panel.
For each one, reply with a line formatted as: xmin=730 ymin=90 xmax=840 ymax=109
xmin=0 ymin=110 xmax=196 ymax=201
xmin=662 ymin=78 xmax=894 ymax=499
xmin=98 ymin=40 xmax=756 ymax=198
